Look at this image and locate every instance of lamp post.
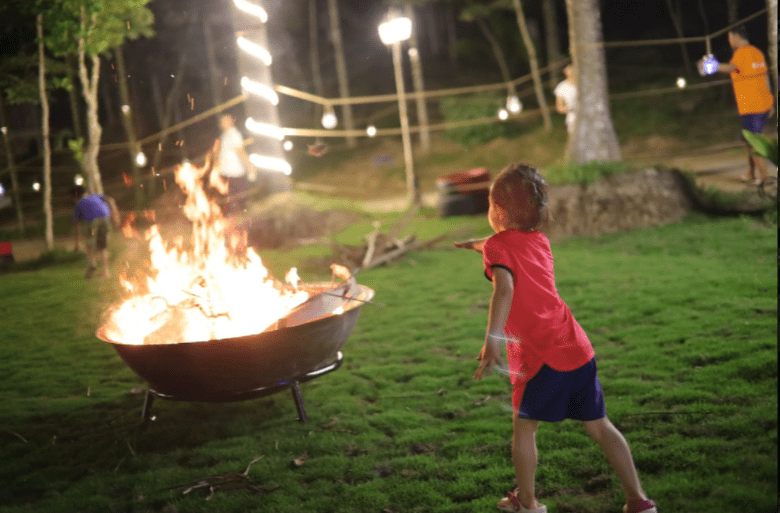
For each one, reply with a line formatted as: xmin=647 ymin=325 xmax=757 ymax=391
xmin=379 ymin=13 xmax=419 ymax=206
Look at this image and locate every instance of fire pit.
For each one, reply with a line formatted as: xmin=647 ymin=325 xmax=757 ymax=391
xmin=98 ymin=283 xmax=373 ymax=422
xmin=98 ymin=156 xmax=376 ymax=423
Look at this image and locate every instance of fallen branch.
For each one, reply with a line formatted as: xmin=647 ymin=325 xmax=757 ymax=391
xmin=362 ymin=234 xmax=447 ymax=271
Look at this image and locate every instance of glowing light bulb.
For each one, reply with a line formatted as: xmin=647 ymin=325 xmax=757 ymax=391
xmin=700 ymin=54 xmax=719 ymax=75
xmin=236 ymin=36 xmax=272 ymax=66
xmin=135 ymin=152 xmax=148 ymax=167
xmin=233 ymin=0 xmax=268 ymax=22
xmin=283 ymin=140 xmax=294 ymax=151
xmin=506 ymin=95 xmax=522 ymax=114
xmin=245 ymin=117 xmax=284 ymax=140
xmin=74 ymin=174 xmax=84 ymax=186
xmin=241 ymin=77 xmax=279 ymax=105
xmin=676 ymin=77 xmax=687 ymax=89
xmin=408 ymin=48 xmax=418 ymax=59
xmin=32 ymin=182 xmax=41 ymax=192
xmin=321 ymin=109 xmax=338 ymax=129
xmin=366 ymin=125 xmax=377 ymax=137
xmin=498 ymin=108 xmax=509 ymax=121
xmin=121 ymin=104 xmax=130 ymax=115
xmin=249 ymin=154 xmax=292 ymax=175
xmin=0 ymin=184 xmax=5 ymax=196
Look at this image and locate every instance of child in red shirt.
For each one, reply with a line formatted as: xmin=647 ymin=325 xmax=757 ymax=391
xmin=455 ymin=164 xmax=656 ymax=513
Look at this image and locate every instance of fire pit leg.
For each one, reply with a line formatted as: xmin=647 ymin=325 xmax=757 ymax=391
xmin=142 ymin=389 xmax=155 ymax=421
xmin=290 ymin=381 xmax=309 ymax=423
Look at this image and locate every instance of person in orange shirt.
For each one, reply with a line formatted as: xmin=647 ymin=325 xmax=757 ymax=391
xmin=699 ymin=26 xmax=775 ymax=184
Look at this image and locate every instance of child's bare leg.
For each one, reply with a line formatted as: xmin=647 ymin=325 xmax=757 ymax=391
xmin=751 ymin=154 xmax=768 ymax=181
xmin=512 ymin=417 xmax=539 ymax=508
xmin=582 ymin=417 xmax=647 ymax=503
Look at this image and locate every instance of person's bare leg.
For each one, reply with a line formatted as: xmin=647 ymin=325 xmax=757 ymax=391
xmin=751 ymin=154 xmax=768 ymax=182
xmin=513 ymin=417 xmax=540 ymax=509
xmin=101 ymin=249 xmax=109 ymax=277
xmin=582 ymin=417 xmax=647 ymax=503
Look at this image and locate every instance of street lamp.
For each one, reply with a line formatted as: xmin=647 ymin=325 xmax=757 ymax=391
xmin=378 ymin=12 xmax=418 ymax=206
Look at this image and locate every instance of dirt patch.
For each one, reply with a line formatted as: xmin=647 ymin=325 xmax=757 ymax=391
xmin=243 ymin=192 xmax=367 ymax=249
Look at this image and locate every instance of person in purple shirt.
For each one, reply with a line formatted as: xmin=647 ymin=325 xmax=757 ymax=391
xmin=72 ymin=185 xmax=111 ymax=278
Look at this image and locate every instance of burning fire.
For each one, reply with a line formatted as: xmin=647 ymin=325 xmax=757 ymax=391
xmin=103 ymin=160 xmax=311 ymax=345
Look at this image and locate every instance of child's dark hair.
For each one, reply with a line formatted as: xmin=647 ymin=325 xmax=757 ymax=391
xmin=71 ymin=185 xmax=87 ymax=200
xmin=729 ymin=25 xmax=748 ymax=41
xmin=490 ymin=163 xmax=549 ymax=232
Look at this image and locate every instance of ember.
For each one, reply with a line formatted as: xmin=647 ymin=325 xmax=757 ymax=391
xmin=103 ymin=159 xmax=313 ymax=345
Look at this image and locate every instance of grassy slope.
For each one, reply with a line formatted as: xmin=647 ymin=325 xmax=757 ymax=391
xmin=0 ymin=214 xmax=776 ymax=513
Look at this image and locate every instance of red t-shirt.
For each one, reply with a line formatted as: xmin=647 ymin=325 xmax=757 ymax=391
xmin=483 ymin=230 xmax=595 ymax=388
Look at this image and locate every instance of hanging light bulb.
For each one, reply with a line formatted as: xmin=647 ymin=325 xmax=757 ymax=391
xmin=676 ymin=77 xmax=687 ymax=89
xmin=135 ymin=151 xmax=148 ymax=167
xmin=506 ymin=95 xmax=522 ymax=114
xmin=321 ymin=106 xmax=338 ymax=129
xmin=283 ymin=140 xmax=293 ymax=151
xmin=699 ymin=54 xmax=719 ymax=75
xmin=32 ymin=182 xmax=41 ymax=192
xmin=74 ymin=174 xmax=84 ymax=186
xmin=366 ymin=125 xmax=377 ymax=137
xmin=498 ymin=108 xmax=509 ymax=121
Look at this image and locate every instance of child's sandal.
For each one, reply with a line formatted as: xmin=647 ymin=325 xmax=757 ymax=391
xmin=623 ymin=499 xmax=657 ymax=513
xmin=496 ymin=488 xmax=547 ymax=512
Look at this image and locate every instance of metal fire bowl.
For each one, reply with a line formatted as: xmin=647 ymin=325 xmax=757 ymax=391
xmin=97 ymin=283 xmax=374 ymax=402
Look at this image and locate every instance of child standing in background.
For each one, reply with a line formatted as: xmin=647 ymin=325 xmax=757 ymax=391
xmin=454 ymin=164 xmax=656 ymax=513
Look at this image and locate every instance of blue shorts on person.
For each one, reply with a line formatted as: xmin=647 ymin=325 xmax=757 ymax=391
xmin=740 ymin=111 xmax=770 ymax=140
xmin=517 ymin=358 xmax=607 ymax=421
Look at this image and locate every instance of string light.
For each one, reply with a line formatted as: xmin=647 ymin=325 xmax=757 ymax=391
xmin=676 ymin=77 xmax=687 ymax=89
xmin=506 ymin=95 xmax=522 ymax=114
xmin=245 ymin=117 xmax=284 ymax=140
xmin=32 ymin=182 xmax=41 ymax=192
xmin=497 ymin=108 xmax=509 ymax=120
xmin=249 ymin=154 xmax=292 ymax=175
xmin=240 ymin=76 xmax=279 ymax=105
xmin=321 ymin=107 xmax=338 ymax=129
xmin=135 ymin=152 xmax=148 ymax=167
xmin=233 ymin=0 xmax=268 ymax=22
xmin=283 ymin=140 xmax=293 ymax=151
xmin=236 ymin=36 xmax=272 ymax=66
xmin=74 ymin=174 xmax=84 ymax=186
xmin=366 ymin=125 xmax=377 ymax=137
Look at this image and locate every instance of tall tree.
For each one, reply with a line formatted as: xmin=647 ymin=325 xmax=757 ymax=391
xmin=404 ymin=4 xmax=431 ymax=154
xmin=564 ymin=0 xmax=621 ymax=162
xmin=542 ymin=0 xmax=563 ymax=90
xmin=510 ymin=0 xmax=551 ymax=131
xmin=309 ymin=0 xmax=325 ymax=124
xmin=327 ymin=0 xmax=356 ymax=147
xmin=114 ymin=45 xmax=144 ymax=208
xmin=37 ymin=14 xmax=54 ymax=250
xmin=46 ymin=0 xmax=154 ymax=195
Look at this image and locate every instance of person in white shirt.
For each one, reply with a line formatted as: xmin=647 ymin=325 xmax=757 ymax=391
xmin=217 ymin=114 xmax=256 ymax=215
xmin=554 ymin=64 xmax=577 ymax=135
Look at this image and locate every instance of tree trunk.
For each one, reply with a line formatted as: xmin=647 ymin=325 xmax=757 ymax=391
xmin=768 ymin=0 xmax=778 ymax=106
xmin=65 ymin=54 xmax=84 ymax=141
xmin=542 ymin=0 xmax=563 ymax=90
xmin=37 ymin=14 xmax=53 ymax=251
xmin=726 ymin=0 xmax=739 ymax=23
xmin=445 ymin=2 xmax=458 ymax=69
xmin=327 ymin=0 xmax=355 ymax=147
xmin=404 ymin=4 xmax=430 ymax=154
xmin=662 ymin=0 xmax=693 ymax=75
xmin=511 ymin=0 xmax=552 ymax=132
xmin=77 ymin=9 xmax=104 ymax=195
xmin=0 ymin=95 xmax=25 ymax=234
xmin=391 ymin=42 xmax=419 ymax=207
xmin=475 ymin=17 xmax=515 ymax=96
xmin=114 ymin=45 xmax=144 ymax=208
xmin=309 ymin=0 xmax=325 ymax=124
xmin=150 ymin=61 xmax=187 ymax=173
xmin=202 ymin=15 xmax=222 ymax=111
xmin=564 ymin=0 xmax=621 ymax=162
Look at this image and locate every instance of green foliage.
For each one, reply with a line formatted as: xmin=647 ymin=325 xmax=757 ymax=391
xmin=439 ymin=92 xmax=522 ymax=148
xmin=544 ymin=160 xmax=634 ymax=186
xmin=45 ymin=0 xmax=154 ymax=58
xmin=68 ymin=137 xmax=85 ymax=170
xmin=742 ymin=130 xmax=778 ymax=167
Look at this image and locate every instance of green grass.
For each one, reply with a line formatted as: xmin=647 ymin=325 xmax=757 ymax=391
xmin=0 ymin=214 xmax=776 ymax=513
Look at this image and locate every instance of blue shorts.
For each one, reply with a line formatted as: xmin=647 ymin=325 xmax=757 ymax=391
xmin=517 ymin=358 xmax=606 ymax=422
xmin=740 ymin=111 xmax=770 ymax=140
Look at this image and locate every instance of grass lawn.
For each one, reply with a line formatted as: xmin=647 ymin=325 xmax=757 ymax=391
xmin=0 ymin=213 xmax=776 ymax=513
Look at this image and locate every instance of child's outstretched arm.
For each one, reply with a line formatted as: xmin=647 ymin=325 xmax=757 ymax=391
xmin=475 ymin=267 xmax=513 ymax=380
xmin=453 ymin=237 xmax=489 ymax=254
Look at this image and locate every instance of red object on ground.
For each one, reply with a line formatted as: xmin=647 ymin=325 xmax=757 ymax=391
xmin=0 ymin=241 xmax=11 ymax=255
xmin=436 ymin=167 xmax=490 ymax=194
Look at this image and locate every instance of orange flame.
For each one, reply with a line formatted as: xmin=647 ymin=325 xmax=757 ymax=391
xmin=103 ymin=161 xmax=309 ymax=345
